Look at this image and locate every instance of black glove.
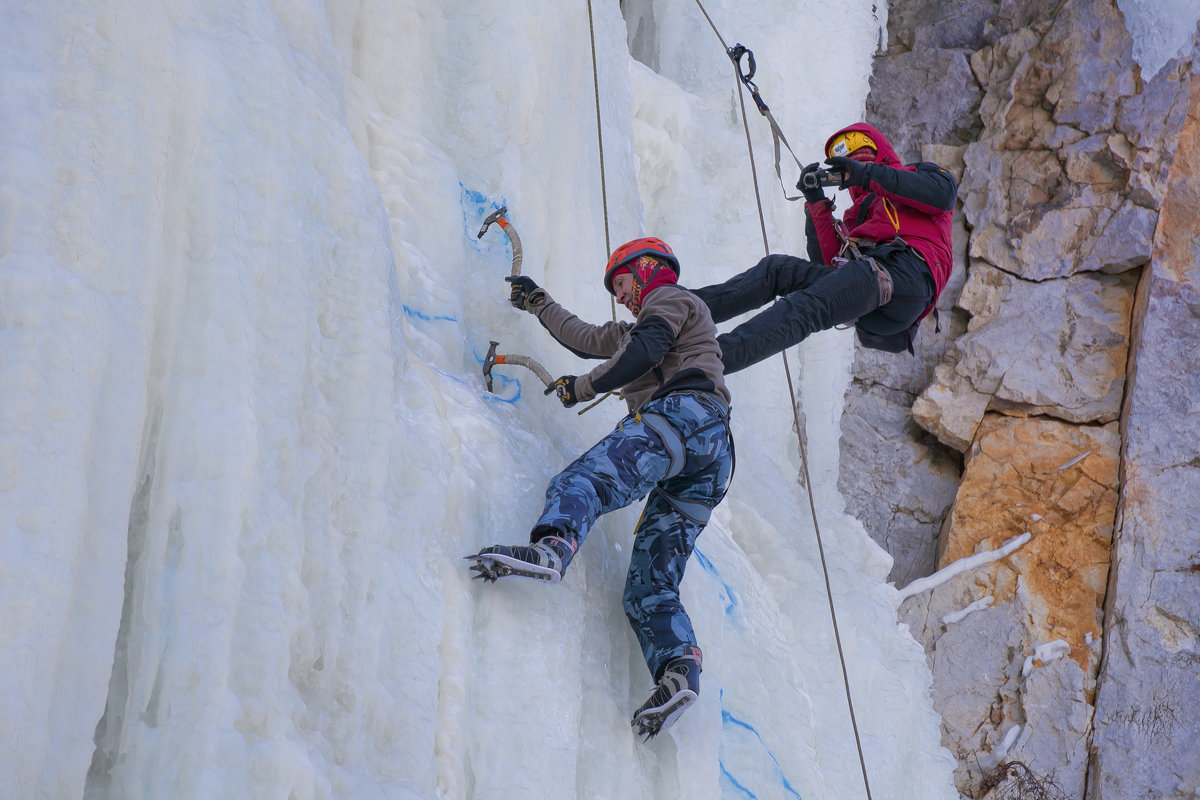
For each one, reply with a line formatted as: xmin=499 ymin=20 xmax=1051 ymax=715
xmin=825 ymin=156 xmax=872 ymax=189
xmin=505 ymin=275 xmax=549 ymax=313
xmin=798 ymin=162 xmax=827 ymax=204
xmin=545 ymin=375 xmax=580 ymax=408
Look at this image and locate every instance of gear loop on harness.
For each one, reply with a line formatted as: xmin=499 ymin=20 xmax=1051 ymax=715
xmin=640 ymin=412 xmax=687 ymax=480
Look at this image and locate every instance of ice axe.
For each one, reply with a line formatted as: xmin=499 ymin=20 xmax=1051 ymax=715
xmin=483 ymin=342 xmax=618 ymax=414
xmin=477 ymin=207 xmax=524 ymax=277
xmin=482 ymin=340 xmax=552 ymax=393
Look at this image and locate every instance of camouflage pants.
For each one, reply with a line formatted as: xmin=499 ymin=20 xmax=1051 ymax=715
xmin=533 ymin=391 xmax=733 ymax=681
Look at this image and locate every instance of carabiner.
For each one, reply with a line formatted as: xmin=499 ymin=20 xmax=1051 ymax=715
xmin=727 ymin=43 xmax=756 ymax=85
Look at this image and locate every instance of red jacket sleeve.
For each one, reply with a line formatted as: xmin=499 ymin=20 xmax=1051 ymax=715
xmin=806 ymin=199 xmax=842 ymax=264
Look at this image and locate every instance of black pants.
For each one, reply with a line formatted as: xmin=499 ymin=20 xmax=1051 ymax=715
xmin=691 ymin=247 xmax=934 ymax=374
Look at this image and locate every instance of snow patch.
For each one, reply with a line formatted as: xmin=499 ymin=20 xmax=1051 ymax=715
xmin=1021 ymin=639 xmax=1072 ymax=678
xmin=942 ymin=595 xmax=994 ymax=626
xmin=897 ymin=533 xmax=1032 ymax=601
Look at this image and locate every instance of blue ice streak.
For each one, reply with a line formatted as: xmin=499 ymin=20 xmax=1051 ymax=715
xmin=473 ymin=347 xmax=522 ymax=405
xmin=693 ymin=547 xmax=739 ymax=617
xmin=462 ymin=184 xmax=510 ymax=264
xmin=720 ymin=763 xmax=759 ymax=799
xmin=719 ymin=691 xmax=805 ymax=800
xmin=402 ymin=304 xmax=456 ymax=323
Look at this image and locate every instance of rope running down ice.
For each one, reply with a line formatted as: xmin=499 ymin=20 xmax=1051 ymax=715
xmin=584 ymin=0 xmax=618 ymax=322
xmin=691 ymin=3 xmax=874 ymax=798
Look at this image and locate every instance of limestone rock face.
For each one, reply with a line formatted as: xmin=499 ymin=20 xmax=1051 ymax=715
xmin=941 ymin=416 xmax=1118 ymax=646
xmin=840 ymin=387 xmax=962 ymax=586
xmin=915 ymin=264 xmax=1136 ymax=447
xmin=853 ymin=1 xmax=1200 ymax=798
xmin=1016 ymin=657 xmax=1093 ymax=799
xmin=902 ymin=415 xmax=1118 ymax=795
xmin=900 ymin=585 xmax=1027 ymax=789
xmin=956 ymin=0 xmax=1189 ymax=284
xmin=911 ymin=0 xmax=1187 ymax=453
xmin=1088 ymin=55 xmax=1200 ymax=800
xmin=866 ymin=49 xmax=982 ymax=163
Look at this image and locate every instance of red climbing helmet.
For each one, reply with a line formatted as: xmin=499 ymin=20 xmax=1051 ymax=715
xmin=604 ymin=237 xmax=680 ymax=295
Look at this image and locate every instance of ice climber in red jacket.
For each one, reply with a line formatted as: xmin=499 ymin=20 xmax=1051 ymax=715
xmin=692 ymin=122 xmax=957 ymax=369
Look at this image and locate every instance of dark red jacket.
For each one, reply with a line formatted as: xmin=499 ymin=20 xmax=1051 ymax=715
xmin=808 ymin=123 xmax=957 ymax=320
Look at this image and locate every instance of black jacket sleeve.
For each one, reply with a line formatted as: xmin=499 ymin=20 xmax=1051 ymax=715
xmin=804 ymin=208 xmax=824 ymax=263
xmin=864 ymin=162 xmax=957 ymax=212
xmin=589 ymin=315 xmax=675 ymax=395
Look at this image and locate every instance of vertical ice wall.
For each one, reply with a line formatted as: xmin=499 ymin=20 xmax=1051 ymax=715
xmin=1 ymin=2 xmax=956 ymax=798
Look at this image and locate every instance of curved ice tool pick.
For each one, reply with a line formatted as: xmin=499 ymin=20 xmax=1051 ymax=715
xmin=476 ymin=209 xmax=553 ymax=393
xmin=476 ymin=206 xmax=523 ymax=277
xmin=482 ymin=340 xmax=552 ymax=393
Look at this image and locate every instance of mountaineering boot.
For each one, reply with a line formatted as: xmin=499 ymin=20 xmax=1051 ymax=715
xmin=466 ymin=533 xmax=577 ymax=584
xmin=631 ymin=650 xmax=702 ymax=741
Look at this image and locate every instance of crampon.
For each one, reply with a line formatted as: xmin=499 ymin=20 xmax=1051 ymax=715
xmin=631 ymin=688 xmax=696 ymax=741
xmin=464 ymin=552 xmax=561 ymax=584
xmin=463 ymin=537 xmax=574 ymax=585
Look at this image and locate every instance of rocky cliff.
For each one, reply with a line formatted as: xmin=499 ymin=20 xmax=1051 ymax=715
xmin=838 ymin=1 xmax=1200 ymax=797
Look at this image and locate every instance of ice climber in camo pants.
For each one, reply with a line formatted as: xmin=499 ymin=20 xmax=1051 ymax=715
xmin=467 ymin=237 xmax=733 ymax=741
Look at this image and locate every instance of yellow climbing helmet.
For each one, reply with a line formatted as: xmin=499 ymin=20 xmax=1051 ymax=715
xmin=827 ymin=130 xmax=877 ymax=158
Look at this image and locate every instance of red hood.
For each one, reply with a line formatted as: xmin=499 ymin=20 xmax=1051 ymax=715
xmin=824 ymin=122 xmax=901 ymax=168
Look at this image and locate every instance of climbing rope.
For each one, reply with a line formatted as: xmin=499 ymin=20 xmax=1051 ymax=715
xmin=692 ymin=3 xmax=875 ymax=799
xmin=585 ymin=0 xmax=618 ymax=323
xmin=690 ymin=4 xmax=771 ymax=253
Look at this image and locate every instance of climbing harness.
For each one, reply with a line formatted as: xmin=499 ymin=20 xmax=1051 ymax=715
xmin=833 ymin=221 xmax=895 ymax=307
xmin=631 ymin=391 xmax=735 ymax=526
xmin=832 ymin=218 xmax=943 ymax=350
xmin=693 ymin=2 xmax=875 ymax=798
